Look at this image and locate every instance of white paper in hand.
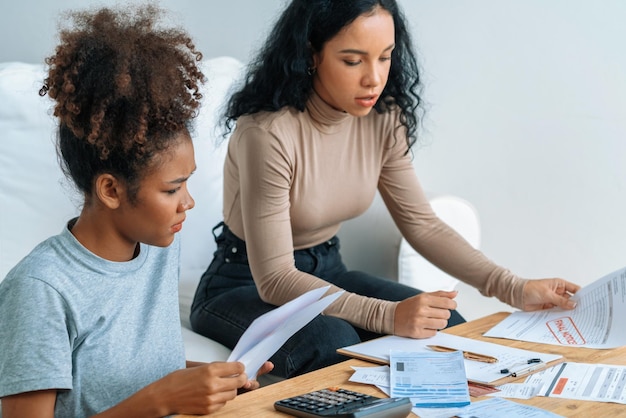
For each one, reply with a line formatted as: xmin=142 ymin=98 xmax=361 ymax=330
xmin=227 ymin=285 xmax=344 ymax=378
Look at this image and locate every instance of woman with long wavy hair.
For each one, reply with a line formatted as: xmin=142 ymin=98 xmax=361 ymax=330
xmin=191 ymin=0 xmax=579 ymax=379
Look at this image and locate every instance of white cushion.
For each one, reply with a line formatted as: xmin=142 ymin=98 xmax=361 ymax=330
xmin=0 ymin=62 xmax=80 ymax=280
xmin=0 ymin=57 xmax=245 ymax=362
xmin=397 ymin=195 xmax=481 ymax=292
xmin=178 ymin=56 xmax=244 ymax=328
xmin=182 ymin=327 xmax=231 ymax=362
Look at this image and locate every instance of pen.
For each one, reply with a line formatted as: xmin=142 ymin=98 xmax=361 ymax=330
xmin=426 ymin=345 xmax=498 ymax=363
xmin=509 ymin=361 xmax=546 ymax=378
xmin=500 ymin=358 xmax=543 ymax=375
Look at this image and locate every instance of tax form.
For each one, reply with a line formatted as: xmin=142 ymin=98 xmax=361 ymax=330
xmin=484 ymin=266 xmax=626 ymax=348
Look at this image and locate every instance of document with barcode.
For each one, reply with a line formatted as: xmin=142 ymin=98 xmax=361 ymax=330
xmin=390 ymin=350 xmax=470 ymax=408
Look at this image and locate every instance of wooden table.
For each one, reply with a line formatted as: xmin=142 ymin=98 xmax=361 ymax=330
xmin=177 ymin=312 xmax=626 ymax=417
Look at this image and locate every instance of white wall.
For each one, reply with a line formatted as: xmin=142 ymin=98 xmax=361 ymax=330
xmin=0 ymin=0 xmax=287 ymax=64
xmin=405 ymin=1 xmax=626 ymax=288
xmin=2 ymin=0 xmax=624 ymax=290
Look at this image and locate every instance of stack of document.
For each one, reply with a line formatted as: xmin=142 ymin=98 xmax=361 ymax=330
xmin=339 ymin=332 xmax=563 ymax=386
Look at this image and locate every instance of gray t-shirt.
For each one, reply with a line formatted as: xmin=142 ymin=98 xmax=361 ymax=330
xmin=0 ymin=222 xmax=185 ymax=417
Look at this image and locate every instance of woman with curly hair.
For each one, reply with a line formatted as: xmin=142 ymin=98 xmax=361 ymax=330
xmin=0 ymin=5 xmax=271 ymax=418
xmin=190 ymin=0 xmax=579 ymax=379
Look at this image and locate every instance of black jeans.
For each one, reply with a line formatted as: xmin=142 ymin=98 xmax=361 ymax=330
xmin=190 ymin=222 xmax=465 ymax=378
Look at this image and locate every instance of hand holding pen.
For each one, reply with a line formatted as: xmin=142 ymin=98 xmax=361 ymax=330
xmin=394 ymin=290 xmax=459 ymax=339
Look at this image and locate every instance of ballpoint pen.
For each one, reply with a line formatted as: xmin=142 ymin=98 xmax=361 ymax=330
xmin=510 ymin=362 xmax=546 ymax=377
xmin=500 ymin=358 xmax=544 ymax=377
xmin=426 ymin=345 xmax=498 ymax=363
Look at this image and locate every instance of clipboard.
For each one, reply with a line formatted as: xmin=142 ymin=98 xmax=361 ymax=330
xmin=337 ymin=334 xmax=565 ymax=386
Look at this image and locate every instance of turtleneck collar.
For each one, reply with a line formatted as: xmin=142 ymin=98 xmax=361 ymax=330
xmin=306 ymin=90 xmax=352 ymax=134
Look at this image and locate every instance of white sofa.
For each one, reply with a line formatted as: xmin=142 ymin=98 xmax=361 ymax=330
xmin=0 ymin=56 xmax=507 ymax=369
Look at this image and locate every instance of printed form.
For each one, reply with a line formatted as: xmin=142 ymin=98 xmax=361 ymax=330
xmin=490 ymin=362 xmax=626 ymax=405
xmin=484 ymin=266 xmax=626 ymax=348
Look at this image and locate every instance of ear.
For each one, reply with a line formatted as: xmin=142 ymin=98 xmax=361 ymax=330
xmin=311 ymin=51 xmax=320 ymax=69
xmin=94 ymin=173 xmax=123 ymax=209
xmin=308 ymin=42 xmax=320 ymax=69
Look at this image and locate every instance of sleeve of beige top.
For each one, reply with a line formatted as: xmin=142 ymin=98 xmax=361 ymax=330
xmin=232 ymin=125 xmax=398 ymax=334
xmin=377 ymin=136 xmax=528 ymax=311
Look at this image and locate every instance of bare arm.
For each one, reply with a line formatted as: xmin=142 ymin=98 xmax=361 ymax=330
xmin=2 ymin=362 xmax=252 ymax=418
xmin=91 ymin=362 xmax=248 ymax=417
xmin=94 ymin=360 xmax=274 ymax=416
xmin=2 ymin=390 xmax=56 ymax=418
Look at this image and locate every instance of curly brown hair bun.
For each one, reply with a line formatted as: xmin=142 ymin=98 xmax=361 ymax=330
xmin=40 ymin=4 xmax=206 ymax=198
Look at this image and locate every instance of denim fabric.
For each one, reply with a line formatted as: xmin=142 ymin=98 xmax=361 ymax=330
xmin=190 ymin=222 xmax=465 ymax=378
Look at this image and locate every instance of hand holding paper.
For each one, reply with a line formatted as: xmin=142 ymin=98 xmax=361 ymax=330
xmin=227 ymin=286 xmax=344 ymax=378
xmin=485 ymin=266 xmax=626 ymax=348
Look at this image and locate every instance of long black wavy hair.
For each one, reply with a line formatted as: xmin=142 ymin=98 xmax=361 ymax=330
xmin=224 ymin=0 xmax=423 ymax=151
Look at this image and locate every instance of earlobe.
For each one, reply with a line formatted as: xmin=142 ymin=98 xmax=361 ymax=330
xmin=95 ymin=174 xmax=122 ymax=209
xmin=311 ymin=52 xmax=320 ymax=70
xmin=309 ymin=43 xmax=320 ymax=72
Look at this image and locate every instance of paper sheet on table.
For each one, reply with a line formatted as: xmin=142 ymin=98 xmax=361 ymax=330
xmin=349 ymin=365 xmax=390 ymax=387
xmin=454 ymin=398 xmax=564 ymax=418
xmin=539 ymin=362 xmax=626 ymax=404
xmin=484 ymin=266 xmax=626 ymax=348
xmin=338 ymin=332 xmax=562 ymax=385
xmin=358 ymin=375 xmax=464 ymax=418
xmin=228 ymin=286 xmax=343 ymax=377
xmin=489 ymin=366 xmax=562 ymax=399
xmin=375 ymin=382 xmax=560 ymax=418
xmin=490 ymin=361 xmax=626 ymax=404
xmin=390 ymin=350 xmax=470 ymax=408
xmin=349 ymin=366 xmax=548 ymax=418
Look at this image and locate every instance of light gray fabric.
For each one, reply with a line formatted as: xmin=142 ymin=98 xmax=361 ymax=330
xmin=0 ymin=222 xmax=185 ymax=418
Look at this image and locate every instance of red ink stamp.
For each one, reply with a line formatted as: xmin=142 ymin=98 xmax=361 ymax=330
xmin=547 ymin=317 xmax=586 ymax=345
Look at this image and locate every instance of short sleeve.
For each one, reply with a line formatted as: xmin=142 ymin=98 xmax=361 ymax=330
xmin=0 ymin=276 xmax=73 ymax=397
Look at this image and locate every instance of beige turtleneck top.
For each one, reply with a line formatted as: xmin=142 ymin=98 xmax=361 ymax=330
xmin=223 ymin=92 xmax=526 ymax=335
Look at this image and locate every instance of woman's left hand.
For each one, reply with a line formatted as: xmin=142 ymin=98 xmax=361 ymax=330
xmin=521 ymin=278 xmax=581 ymax=311
xmin=239 ymin=361 xmax=275 ymax=392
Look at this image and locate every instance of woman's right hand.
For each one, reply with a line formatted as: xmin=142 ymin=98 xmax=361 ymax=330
xmin=3 ymin=362 xmax=250 ymax=418
xmin=393 ymin=290 xmax=458 ymax=338
xmin=152 ymin=361 xmax=248 ymax=416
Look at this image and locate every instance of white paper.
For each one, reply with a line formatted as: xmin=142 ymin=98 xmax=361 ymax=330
xmin=390 ymin=350 xmax=470 ymax=408
xmin=488 ymin=361 xmax=626 ymax=405
xmin=340 ymin=332 xmax=562 ymax=385
xmin=488 ymin=382 xmax=543 ymax=399
xmin=490 ymin=365 xmax=564 ymax=399
xmin=538 ymin=362 xmax=626 ymax=404
xmin=349 ymin=365 xmax=390 ymax=387
xmin=349 ymin=367 xmax=558 ymax=418
xmin=484 ymin=266 xmax=626 ymax=348
xmin=454 ymin=397 xmax=564 ymax=418
xmin=362 ymin=380 xmax=464 ymax=418
xmin=227 ymin=286 xmax=343 ymax=377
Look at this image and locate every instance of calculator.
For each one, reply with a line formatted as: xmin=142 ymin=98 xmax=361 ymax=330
xmin=274 ymin=387 xmax=412 ymax=418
